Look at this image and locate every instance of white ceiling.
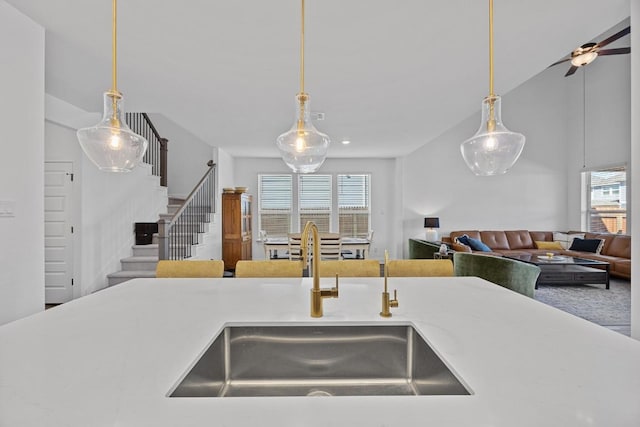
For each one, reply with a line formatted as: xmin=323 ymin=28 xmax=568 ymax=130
xmin=7 ymin=0 xmax=630 ymax=158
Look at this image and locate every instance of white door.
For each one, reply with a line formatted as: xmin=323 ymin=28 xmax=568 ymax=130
xmin=45 ymin=162 xmax=74 ymax=303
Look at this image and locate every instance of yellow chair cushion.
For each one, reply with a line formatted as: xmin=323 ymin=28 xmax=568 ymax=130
xmin=535 ymin=241 xmax=564 ymax=250
xmin=155 ymin=260 xmax=224 ymax=278
xmin=234 ymin=260 xmax=303 ymax=278
xmin=318 ymin=260 xmax=380 ymax=277
xmin=386 ymin=259 xmax=453 ymax=277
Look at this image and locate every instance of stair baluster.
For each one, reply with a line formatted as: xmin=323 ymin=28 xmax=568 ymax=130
xmin=158 ymin=161 xmax=217 ymax=260
xmin=125 ymin=112 xmax=168 ymax=187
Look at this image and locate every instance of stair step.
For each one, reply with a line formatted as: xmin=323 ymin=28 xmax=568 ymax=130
xmin=107 ymin=270 xmax=156 ymax=286
xmin=133 ymin=244 xmax=158 ymax=256
xmin=121 ymin=256 xmax=159 ymax=271
xmin=168 ymin=196 xmax=186 ymax=205
xmin=167 ymin=204 xmax=183 ymax=215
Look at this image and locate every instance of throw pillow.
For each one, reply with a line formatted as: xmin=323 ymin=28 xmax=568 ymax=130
xmin=466 ymin=236 xmax=492 ymax=252
xmin=569 ymin=238 xmax=604 ymax=253
xmin=535 ymin=241 xmax=564 ymax=250
xmin=553 ymin=232 xmax=585 ymax=249
xmin=455 ymin=234 xmax=472 ymax=247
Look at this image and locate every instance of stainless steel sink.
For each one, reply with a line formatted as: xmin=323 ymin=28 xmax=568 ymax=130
xmin=169 ymin=324 xmax=470 ymax=397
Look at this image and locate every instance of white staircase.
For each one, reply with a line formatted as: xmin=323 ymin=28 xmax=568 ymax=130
xmin=106 ymin=198 xmax=216 ymax=286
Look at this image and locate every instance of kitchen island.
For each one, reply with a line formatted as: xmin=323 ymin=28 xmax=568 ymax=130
xmin=1 ymin=277 xmax=639 ymax=426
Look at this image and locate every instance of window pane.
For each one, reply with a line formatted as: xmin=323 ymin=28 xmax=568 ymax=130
xmin=298 ymin=175 xmax=331 ymax=232
xmin=299 ymin=175 xmax=332 ymax=210
xmin=338 ymin=174 xmax=369 ymax=208
xmin=338 ymin=174 xmax=370 ymax=237
xmin=586 ymin=167 xmax=626 ymax=234
xmin=300 ymin=213 xmax=330 ymax=233
xmin=258 ymin=174 xmax=292 ymax=237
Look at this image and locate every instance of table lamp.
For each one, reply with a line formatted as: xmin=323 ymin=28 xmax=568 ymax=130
xmin=424 ymin=217 xmax=440 ymax=241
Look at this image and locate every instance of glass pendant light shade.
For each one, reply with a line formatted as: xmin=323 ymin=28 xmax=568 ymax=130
xmin=276 ymin=93 xmax=330 ymax=174
xmin=460 ymin=95 xmax=525 ymax=176
xmin=77 ymin=91 xmax=148 ymax=172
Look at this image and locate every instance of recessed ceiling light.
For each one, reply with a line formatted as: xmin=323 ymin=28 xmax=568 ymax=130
xmin=341 ymin=139 xmax=351 ymax=145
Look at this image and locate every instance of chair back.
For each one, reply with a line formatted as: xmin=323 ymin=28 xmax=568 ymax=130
xmin=319 ymin=233 xmax=342 ymax=260
xmin=235 ymin=260 xmax=303 ymax=278
xmin=453 ymin=252 xmax=540 ymax=297
xmin=318 ymin=260 xmax=380 ymax=277
xmin=386 ymin=259 xmax=453 ymax=277
xmin=288 ymin=233 xmax=302 ymax=261
xmin=156 ymin=260 xmax=225 ymax=278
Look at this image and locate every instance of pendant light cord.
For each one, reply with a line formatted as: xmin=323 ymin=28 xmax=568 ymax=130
xmin=486 ymin=0 xmax=496 ymax=129
xmin=300 ymin=0 xmax=305 ymax=95
xmin=112 ymin=0 xmax=118 ymax=94
xmin=488 ymin=0 xmax=494 ymax=97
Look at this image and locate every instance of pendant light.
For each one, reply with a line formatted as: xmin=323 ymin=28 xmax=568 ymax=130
xmin=276 ymin=0 xmax=330 ymax=174
xmin=460 ymin=0 xmax=525 ymax=176
xmin=77 ymin=0 xmax=148 ymax=173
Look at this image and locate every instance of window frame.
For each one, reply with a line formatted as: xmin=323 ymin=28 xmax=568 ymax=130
xmin=583 ymin=165 xmax=628 ymax=234
xmin=337 ymin=173 xmax=371 ymax=238
xmin=257 ymin=174 xmax=293 ymax=238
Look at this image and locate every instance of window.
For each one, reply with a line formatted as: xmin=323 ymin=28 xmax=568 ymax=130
xmin=583 ymin=166 xmax=627 ymax=234
xmin=258 ymin=174 xmax=292 ymax=237
xmin=298 ymin=175 xmax=332 ymax=233
xmin=259 ymin=173 xmax=372 ymax=236
xmin=338 ymin=174 xmax=371 ymax=237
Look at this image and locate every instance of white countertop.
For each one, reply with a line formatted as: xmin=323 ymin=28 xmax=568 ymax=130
xmin=1 ymin=277 xmax=639 ymax=426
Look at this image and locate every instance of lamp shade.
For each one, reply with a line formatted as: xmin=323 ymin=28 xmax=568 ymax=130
xmin=276 ymin=93 xmax=330 ymax=174
xmin=424 ymin=217 xmax=440 ymax=228
xmin=77 ymin=91 xmax=148 ymax=172
xmin=460 ymin=95 xmax=525 ymax=176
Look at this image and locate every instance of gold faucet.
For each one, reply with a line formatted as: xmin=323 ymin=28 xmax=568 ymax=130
xmin=380 ymin=250 xmax=398 ymax=317
xmin=301 ymin=221 xmax=339 ymax=317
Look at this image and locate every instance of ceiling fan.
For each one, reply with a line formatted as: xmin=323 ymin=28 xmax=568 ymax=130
xmin=550 ymin=26 xmax=630 ymax=77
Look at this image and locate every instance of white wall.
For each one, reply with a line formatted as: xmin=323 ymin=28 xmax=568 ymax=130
xmin=80 ymin=161 xmax=167 ymax=294
xmin=0 ymin=1 xmax=45 ymax=325
xmin=147 ymin=113 xmax=217 ymax=198
xmin=565 ymin=26 xmax=631 ymax=230
xmin=630 ymin=0 xmax=639 ymax=340
xmin=401 ymin=66 xmax=570 ymax=256
xmin=233 ymin=157 xmax=397 ymax=260
xmin=205 ymin=147 xmax=234 ymax=261
xmin=45 ymin=96 xmax=168 ymax=296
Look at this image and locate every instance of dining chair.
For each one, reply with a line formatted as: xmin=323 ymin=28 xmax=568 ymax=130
xmin=386 ymin=259 xmax=453 ymax=277
xmin=234 ymin=260 xmax=304 ymax=278
xmin=155 ymin=260 xmax=225 ymax=278
xmin=287 ymin=233 xmax=302 ymax=261
xmin=318 ymin=260 xmax=380 ymax=277
xmin=453 ymin=252 xmax=540 ymax=297
xmin=319 ymin=233 xmax=342 ymax=260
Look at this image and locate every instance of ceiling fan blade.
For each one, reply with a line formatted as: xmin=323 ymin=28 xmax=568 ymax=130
xmin=598 ymin=47 xmax=631 ymax=56
xmin=565 ymin=65 xmax=579 ymax=77
xmin=596 ymin=26 xmax=631 ymax=48
xmin=549 ymin=57 xmax=571 ymax=68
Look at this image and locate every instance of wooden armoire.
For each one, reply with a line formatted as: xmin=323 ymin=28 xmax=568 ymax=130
xmin=222 ymin=192 xmax=252 ymax=270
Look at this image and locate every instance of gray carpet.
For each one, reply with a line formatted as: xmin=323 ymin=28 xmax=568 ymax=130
xmin=534 ymin=278 xmax=631 ymax=336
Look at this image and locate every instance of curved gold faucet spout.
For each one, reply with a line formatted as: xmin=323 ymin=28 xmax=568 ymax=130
xmin=301 ymin=221 xmax=339 ymax=317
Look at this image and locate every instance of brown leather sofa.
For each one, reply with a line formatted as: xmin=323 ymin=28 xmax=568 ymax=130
xmin=444 ymin=230 xmax=631 ymax=280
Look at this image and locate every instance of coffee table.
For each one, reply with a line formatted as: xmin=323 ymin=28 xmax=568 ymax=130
xmin=504 ymin=254 xmax=610 ymax=289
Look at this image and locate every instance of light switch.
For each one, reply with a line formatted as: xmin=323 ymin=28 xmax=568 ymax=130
xmin=0 ymin=200 xmax=15 ymax=218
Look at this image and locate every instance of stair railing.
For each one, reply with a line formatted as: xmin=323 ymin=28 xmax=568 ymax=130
xmin=125 ymin=112 xmax=168 ymax=186
xmin=158 ymin=161 xmax=217 ymax=260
